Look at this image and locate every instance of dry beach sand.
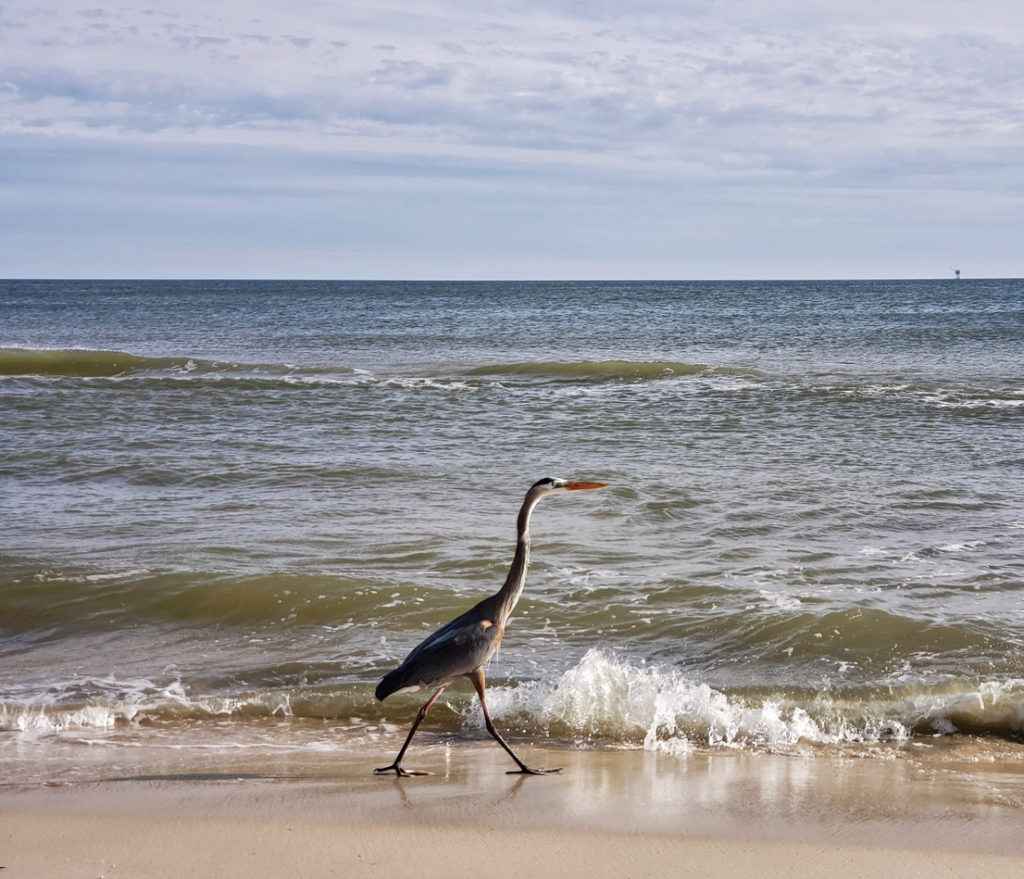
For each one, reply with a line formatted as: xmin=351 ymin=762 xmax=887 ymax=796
xmin=3 ymin=725 xmax=1024 ymax=878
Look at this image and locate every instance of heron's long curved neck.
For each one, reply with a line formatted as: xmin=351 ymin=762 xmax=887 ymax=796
xmin=492 ymin=491 xmax=544 ymax=628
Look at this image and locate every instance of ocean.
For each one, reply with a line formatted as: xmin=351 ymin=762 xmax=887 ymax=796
xmin=2 ymin=278 xmax=1023 ymax=772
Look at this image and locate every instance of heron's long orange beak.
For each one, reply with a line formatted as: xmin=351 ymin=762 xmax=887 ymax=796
xmin=565 ymin=480 xmax=608 ymax=491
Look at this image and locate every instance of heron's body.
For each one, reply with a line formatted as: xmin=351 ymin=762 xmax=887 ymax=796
xmin=374 ymin=477 xmax=606 ymax=777
xmin=375 ymin=612 xmax=503 ymax=700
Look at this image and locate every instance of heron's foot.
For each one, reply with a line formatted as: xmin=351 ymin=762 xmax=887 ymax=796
xmin=374 ymin=764 xmax=431 ymax=777
xmin=506 ymin=766 xmax=562 ymax=776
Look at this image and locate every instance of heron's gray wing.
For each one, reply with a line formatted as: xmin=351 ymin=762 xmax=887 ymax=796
xmin=404 ymin=598 xmax=493 ymax=656
xmin=376 ymin=619 xmax=503 ymax=698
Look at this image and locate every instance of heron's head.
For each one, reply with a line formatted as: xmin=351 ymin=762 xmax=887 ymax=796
xmin=529 ymin=476 xmax=608 ymax=496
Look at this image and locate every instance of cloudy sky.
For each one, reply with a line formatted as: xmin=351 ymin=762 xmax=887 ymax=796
xmin=2 ymin=1 xmax=1022 ymax=279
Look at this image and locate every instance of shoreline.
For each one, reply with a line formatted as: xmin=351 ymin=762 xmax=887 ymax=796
xmin=3 ymin=734 xmax=1023 ymax=877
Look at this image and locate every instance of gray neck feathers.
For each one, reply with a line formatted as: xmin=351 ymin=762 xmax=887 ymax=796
xmin=493 ymin=489 xmax=545 ymax=627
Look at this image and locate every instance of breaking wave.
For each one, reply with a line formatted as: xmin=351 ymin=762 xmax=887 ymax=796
xmin=464 ymin=360 xmax=717 ymax=381
xmin=7 ymin=349 xmax=1018 ymax=414
xmin=5 ymin=651 xmax=1023 ymax=755
xmin=0 ymin=347 xmax=214 ymax=377
xmin=476 ymin=650 xmax=1024 ymax=753
xmin=0 ymin=677 xmax=295 ymax=734
xmin=0 ymin=347 xmax=356 ymax=381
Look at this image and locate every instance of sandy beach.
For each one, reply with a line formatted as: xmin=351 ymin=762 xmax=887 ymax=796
xmin=3 ymin=728 xmax=1023 ymax=878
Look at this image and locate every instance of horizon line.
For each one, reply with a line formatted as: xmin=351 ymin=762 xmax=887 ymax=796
xmin=2 ymin=275 xmax=1011 ymax=283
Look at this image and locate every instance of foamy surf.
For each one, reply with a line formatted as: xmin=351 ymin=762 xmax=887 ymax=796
xmin=464 ymin=360 xmax=713 ymax=380
xmin=0 ymin=676 xmax=295 ymax=734
xmin=472 ymin=649 xmax=1024 ymax=753
xmin=4 ymin=652 xmax=1023 ymax=755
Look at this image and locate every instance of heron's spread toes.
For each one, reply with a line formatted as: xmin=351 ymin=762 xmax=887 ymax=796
xmin=374 ymin=764 xmax=431 ymax=777
xmin=506 ymin=766 xmax=562 ymax=776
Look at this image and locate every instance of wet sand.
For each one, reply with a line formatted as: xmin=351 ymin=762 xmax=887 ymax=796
xmin=2 ymin=733 xmax=1023 ymax=877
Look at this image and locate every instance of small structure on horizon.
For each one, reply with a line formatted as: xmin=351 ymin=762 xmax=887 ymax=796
xmin=951 ymin=267 xmax=961 ymax=279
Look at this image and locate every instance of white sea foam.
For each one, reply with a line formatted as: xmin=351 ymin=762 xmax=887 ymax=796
xmin=0 ymin=675 xmax=295 ymax=734
xmin=4 ymin=703 xmax=121 ymax=733
xmin=936 ymin=540 xmax=985 ymax=553
xmin=469 ymin=649 xmax=1024 ymax=753
xmin=757 ymin=589 xmax=803 ymax=611
xmin=470 ymin=649 xmax=847 ymax=753
xmin=83 ymin=569 xmax=151 ymax=583
xmin=6 ymin=657 xmax=1024 ymax=752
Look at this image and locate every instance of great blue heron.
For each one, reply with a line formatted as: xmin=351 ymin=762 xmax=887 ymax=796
xmin=374 ymin=477 xmax=607 ymax=777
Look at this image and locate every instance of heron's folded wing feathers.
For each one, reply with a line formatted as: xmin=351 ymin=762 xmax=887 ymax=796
xmin=376 ymin=618 xmax=503 ymax=699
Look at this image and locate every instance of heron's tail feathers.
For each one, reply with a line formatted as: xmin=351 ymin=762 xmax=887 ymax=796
xmin=375 ymin=668 xmax=409 ymax=701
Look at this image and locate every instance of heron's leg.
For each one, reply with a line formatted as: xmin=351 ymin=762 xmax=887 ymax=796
xmin=469 ymin=668 xmax=561 ymax=776
xmin=374 ymin=685 xmax=446 ymax=777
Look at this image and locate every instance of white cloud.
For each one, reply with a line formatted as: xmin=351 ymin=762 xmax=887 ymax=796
xmin=1 ymin=1 xmax=1022 ymax=277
